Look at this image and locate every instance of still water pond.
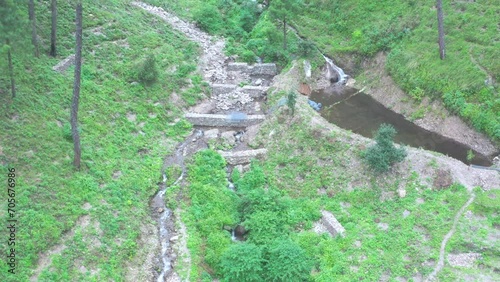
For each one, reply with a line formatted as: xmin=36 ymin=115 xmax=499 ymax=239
xmin=310 ymin=87 xmax=493 ymax=166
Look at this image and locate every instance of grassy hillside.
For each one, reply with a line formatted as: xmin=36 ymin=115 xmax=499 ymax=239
xmin=0 ymin=1 xmax=204 ymax=281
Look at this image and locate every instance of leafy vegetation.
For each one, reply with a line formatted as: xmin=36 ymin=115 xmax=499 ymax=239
xmin=363 ymin=124 xmax=407 ymax=172
xmin=144 ymin=0 xmax=323 ymax=67
xmin=137 ymin=54 xmax=159 ymax=84
xmin=286 ymin=90 xmax=297 ymax=116
xmin=0 ymin=1 xmax=203 ymax=281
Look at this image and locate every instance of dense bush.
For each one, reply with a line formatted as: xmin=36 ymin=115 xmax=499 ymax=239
xmin=220 ymin=243 xmax=264 ymax=282
xmin=363 ymin=124 xmax=407 ymax=172
xmin=193 ymin=5 xmax=223 ymax=33
xmin=264 ymin=239 xmax=314 ymax=282
xmin=137 ymin=54 xmax=158 ymax=84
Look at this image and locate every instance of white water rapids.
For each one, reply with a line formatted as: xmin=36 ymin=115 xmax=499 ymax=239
xmin=322 ymin=55 xmax=348 ymax=85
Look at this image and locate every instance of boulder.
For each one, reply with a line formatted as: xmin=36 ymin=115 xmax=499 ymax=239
xmin=234 ymin=225 xmax=247 ymax=237
xmin=433 ymin=169 xmax=453 ymax=189
xmin=299 ymin=83 xmax=311 ymax=96
xmin=221 ymin=131 xmax=236 ymax=146
xmin=204 ymin=129 xmax=219 ymax=140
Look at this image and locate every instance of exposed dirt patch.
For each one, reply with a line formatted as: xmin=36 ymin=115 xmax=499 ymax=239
xmin=125 ymin=222 xmax=159 ymax=282
xmin=30 ymin=215 xmax=91 ymax=282
xmin=433 ymin=169 xmax=453 ymax=189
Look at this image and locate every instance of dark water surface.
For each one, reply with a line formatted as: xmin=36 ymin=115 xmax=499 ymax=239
xmin=310 ymin=87 xmax=493 ymax=166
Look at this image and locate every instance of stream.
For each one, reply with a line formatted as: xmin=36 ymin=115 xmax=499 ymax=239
xmin=151 ymin=136 xmax=192 ymax=282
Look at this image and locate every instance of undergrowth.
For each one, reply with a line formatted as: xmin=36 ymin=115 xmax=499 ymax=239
xmin=0 ymin=1 xmax=203 ymax=281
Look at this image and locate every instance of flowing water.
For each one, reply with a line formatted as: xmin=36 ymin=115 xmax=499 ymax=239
xmin=152 ymin=138 xmax=190 ymax=282
xmin=310 ymin=87 xmax=493 ymax=166
xmin=323 ymin=55 xmax=348 ymax=85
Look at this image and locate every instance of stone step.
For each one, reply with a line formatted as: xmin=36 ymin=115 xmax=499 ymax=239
xmin=212 ymin=84 xmax=237 ymax=96
xmin=211 ymin=84 xmax=269 ymax=97
xmin=241 ymin=86 xmax=269 ymax=97
xmin=185 ymin=113 xmax=265 ymax=127
xmin=227 ymin=63 xmax=277 ymax=76
xmin=218 ymin=149 xmax=267 ymax=165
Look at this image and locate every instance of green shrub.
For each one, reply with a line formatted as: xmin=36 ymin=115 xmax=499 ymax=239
xmin=137 ymin=54 xmax=159 ymax=84
xmin=264 ymin=239 xmax=313 ymax=282
xmin=297 ymin=40 xmax=316 ymax=58
xmin=241 ymin=49 xmax=257 ymax=63
xmin=287 ymin=90 xmax=297 ymax=116
xmin=363 ymin=123 xmax=407 ymax=172
xmin=220 ymin=243 xmax=264 ymax=282
xmin=193 ymin=5 xmax=223 ymax=33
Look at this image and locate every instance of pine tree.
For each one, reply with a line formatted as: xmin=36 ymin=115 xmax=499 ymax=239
xmin=0 ymin=0 xmax=21 ymax=98
xmin=71 ymin=1 xmax=83 ymax=169
xmin=268 ymin=0 xmax=303 ymax=50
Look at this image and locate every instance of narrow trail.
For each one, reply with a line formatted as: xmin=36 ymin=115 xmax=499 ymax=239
xmin=426 ymin=193 xmax=476 ymax=281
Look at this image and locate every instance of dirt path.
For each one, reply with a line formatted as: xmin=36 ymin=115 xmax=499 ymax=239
xmin=425 ymin=193 xmax=476 ymax=281
xmin=131 ymin=2 xmax=227 ymax=83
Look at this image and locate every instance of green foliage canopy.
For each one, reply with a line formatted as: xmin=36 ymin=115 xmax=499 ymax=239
xmin=220 ymin=243 xmax=264 ymax=282
xmin=363 ymin=123 xmax=407 ymax=172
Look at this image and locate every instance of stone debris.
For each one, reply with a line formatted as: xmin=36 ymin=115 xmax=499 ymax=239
xmin=213 ymin=90 xmax=253 ymax=111
xmin=447 ymin=253 xmax=481 ymax=268
xmin=52 ymin=54 xmax=75 ymax=73
xmin=403 ymin=210 xmax=411 ymax=218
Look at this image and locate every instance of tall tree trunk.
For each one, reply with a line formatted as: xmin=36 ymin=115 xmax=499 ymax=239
xmin=283 ymin=17 xmax=287 ymax=50
xmin=437 ymin=0 xmax=446 ymax=60
xmin=71 ymin=2 xmax=83 ymax=169
xmin=50 ymin=0 xmax=57 ymax=57
xmin=6 ymin=39 xmax=16 ymax=98
xmin=29 ymin=0 xmax=39 ymax=58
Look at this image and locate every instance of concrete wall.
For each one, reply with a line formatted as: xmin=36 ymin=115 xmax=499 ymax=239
xmin=185 ymin=113 xmax=265 ymax=127
xmin=219 ymin=149 xmax=268 ymax=165
xmin=227 ymin=63 xmax=277 ymax=76
xmin=241 ymin=86 xmax=269 ymax=97
xmin=212 ymin=84 xmax=237 ymax=95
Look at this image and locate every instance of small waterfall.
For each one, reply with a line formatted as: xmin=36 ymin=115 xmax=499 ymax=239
xmin=322 ymin=55 xmax=348 ymax=85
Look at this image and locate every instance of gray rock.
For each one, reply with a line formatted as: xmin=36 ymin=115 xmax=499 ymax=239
xmin=204 ymin=129 xmax=219 ymax=140
xmin=234 ymin=165 xmax=244 ymax=174
xmin=221 ymin=131 xmax=237 ymax=146
xmin=234 ymin=225 xmax=247 ymax=237
xmin=403 ymin=210 xmax=411 ymax=218
xmin=320 ymin=210 xmax=345 ymax=237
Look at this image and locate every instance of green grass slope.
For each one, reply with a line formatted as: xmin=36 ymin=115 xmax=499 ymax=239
xmin=0 ymin=1 xmax=205 ymax=281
